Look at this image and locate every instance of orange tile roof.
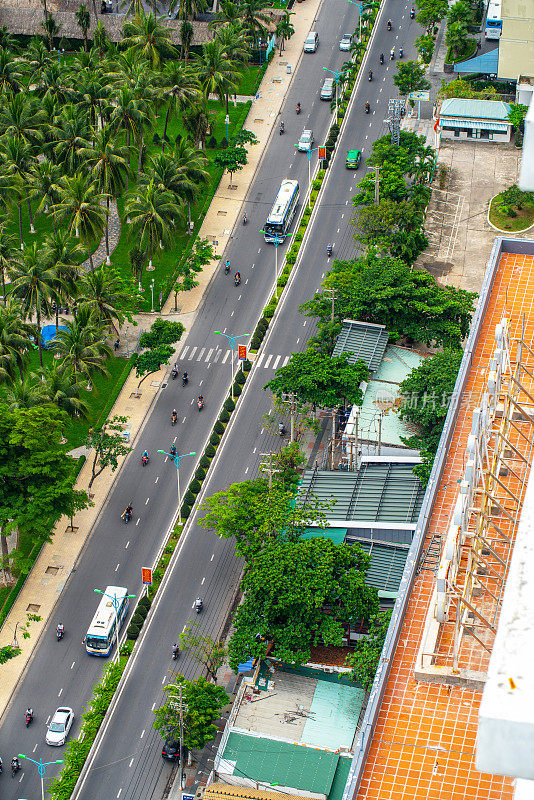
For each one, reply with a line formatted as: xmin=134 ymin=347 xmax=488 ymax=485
xmin=355 ymin=252 xmax=534 ymax=800
xmin=205 ymin=782 xmax=304 ymax=800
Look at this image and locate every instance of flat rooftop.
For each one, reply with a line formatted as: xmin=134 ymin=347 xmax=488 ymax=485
xmin=353 ymin=247 xmax=534 ymax=800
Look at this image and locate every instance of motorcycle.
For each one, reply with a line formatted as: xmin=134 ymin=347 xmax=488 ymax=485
xmin=326 ymin=244 xmax=333 ymax=257
xmin=387 ymin=20 xmax=392 ymax=30
xmin=195 ymin=598 xmax=203 ymax=613
xmin=25 ymin=712 xmax=33 ymax=727
xmin=11 ymin=761 xmax=20 ymax=778
xmin=182 ymin=374 xmax=188 ymax=386
xmin=365 ymin=103 xmax=370 ymax=114
xmin=224 ymin=261 xmax=231 ymax=275
xmin=122 ymin=508 xmax=132 ymax=524
xmin=171 ymin=412 xmax=177 ymax=426
xmin=243 ymin=212 xmax=247 ymax=224
xmin=234 ymin=275 xmax=241 ymax=287
xmin=279 ymin=123 xmax=285 ymax=135
xmin=170 ymin=445 xmax=177 ymax=457
xmin=171 ymin=366 xmax=178 ymax=380
xmin=142 ymin=453 xmax=149 ymax=467
xmin=399 ymin=47 xmax=403 ymax=58
xmin=56 ymin=627 xmax=64 ymax=641
xmin=197 ymin=398 xmax=204 ymax=411
xmin=296 ymin=104 xmax=301 ymax=115
xmin=390 ymin=49 xmax=395 ymax=60
xmin=410 ymin=7 xmax=415 ymax=17
xmin=279 ymin=424 xmax=286 ymax=437
xmin=172 ymin=644 xmax=179 ymax=660
xmin=368 ymin=70 xmax=373 ymax=81
xmin=380 ymin=53 xmax=384 ymax=64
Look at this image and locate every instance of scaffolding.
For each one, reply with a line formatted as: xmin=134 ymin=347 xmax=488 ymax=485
xmin=418 ymin=316 xmax=534 ymax=681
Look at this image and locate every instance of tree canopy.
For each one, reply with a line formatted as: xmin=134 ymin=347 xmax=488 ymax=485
xmin=154 ymin=675 xmax=228 ymax=751
xmin=346 ymin=611 xmax=391 ymax=688
xmin=228 ymin=537 xmax=379 ymax=670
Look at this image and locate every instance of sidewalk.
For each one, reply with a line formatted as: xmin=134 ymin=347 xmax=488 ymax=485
xmin=0 ymin=0 xmax=323 ymax=722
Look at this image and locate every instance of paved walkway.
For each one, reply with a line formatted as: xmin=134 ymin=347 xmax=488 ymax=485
xmin=0 ymin=0 xmax=323 ymax=719
xmin=82 ymin=201 xmax=121 ymax=272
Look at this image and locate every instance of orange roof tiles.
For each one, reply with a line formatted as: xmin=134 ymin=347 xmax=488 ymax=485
xmin=355 ymin=252 xmax=534 ymax=800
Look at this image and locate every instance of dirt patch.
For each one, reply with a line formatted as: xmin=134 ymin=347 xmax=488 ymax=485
xmin=420 ymin=259 xmax=454 ymax=278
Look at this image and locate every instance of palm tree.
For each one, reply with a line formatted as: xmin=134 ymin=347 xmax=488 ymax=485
xmin=50 ymin=173 xmax=108 ymax=271
xmin=0 ymin=137 xmax=37 ymax=247
xmin=0 ymin=46 xmax=23 ymax=94
xmin=161 ymin=62 xmax=200 ymax=147
xmin=50 ymin=107 xmax=92 ymax=173
xmin=121 ymin=11 xmax=175 ymax=68
xmin=36 ymin=62 xmax=75 ymax=106
xmin=0 ymin=94 xmax=46 ymax=147
xmin=170 ymin=0 xmax=207 ymax=20
xmin=55 ymin=309 xmax=111 ymax=380
xmin=23 ymin=37 xmax=53 ymax=85
xmin=76 ymin=77 xmax=110 ymax=129
xmin=109 ymin=88 xmax=149 ymax=188
xmin=42 ymin=360 xmax=89 ymax=419
xmin=75 ymin=4 xmax=91 ymax=52
xmin=8 ymin=243 xmax=60 ymax=367
xmin=0 ymin=298 xmax=32 ymax=382
xmin=215 ymin=22 xmax=251 ymax=63
xmin=27 ymin=159 xmax=62 ymax=229
xmin=179 ymin=20 xmax=194 ymax=65
xmin=41 ymin=230 xmax=83 ymax=328
xmin=182 ymin=99 xmax=210 ymax=149
xmin=5 ymin=371 xmax=50 ymax=411
xmin=41 ymin=14 xmax=62 ymax=51
xmin=78 ymin=126 xmax=130 ymax=263
xmin=239 ymin=0 xmax=271 ymax=47
xmin=125 ymin=180 xmax=183 ymax=284
xmin=0 ymin=224 xmax=17 ymax=303
xmin=196 ymin=41 xmax=239 ymax=114
xmin=80 ymin=265 xmax=132 ymax=334
xmin=276 ymin=14 xmax=294 ymax=54
xmin=0 ymin=26 xmax=18 ymax=52
xmin=172 ymin=138 xmax=209 ymax=227
xmin=210 ymin=0 xmax=242 ymax=27
xmin=93 ymin=22 xmax=110 ymax=61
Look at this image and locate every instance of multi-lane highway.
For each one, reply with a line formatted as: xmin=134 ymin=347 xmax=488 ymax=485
xmin=0 ymin=2 xmax=422 ymax=798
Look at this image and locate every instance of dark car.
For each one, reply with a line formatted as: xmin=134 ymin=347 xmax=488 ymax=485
xmin=162 ymin=738 xmax=180 ymax=761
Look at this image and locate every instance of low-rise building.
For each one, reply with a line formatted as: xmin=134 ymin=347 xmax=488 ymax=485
xmin=436 ymin=98 xmax=512 ymax=142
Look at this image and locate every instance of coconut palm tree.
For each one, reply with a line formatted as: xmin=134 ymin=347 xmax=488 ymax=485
xmin=79 ymin=264 xmax=133 ymax=334
xmin=50 ymin=106 xmax=91 ymax=173
xmin=93 ymin=22 xmax=110 ymax=61
xmin=276 ymin=14 xmax=295 ymax=54
xmin=50 ymin=172 xmax=108 ymax=271
xmin=109 ymin=88 xmax=149 ymax=189
xmin=23 ymin=37 xmax=53 ymax=85
xmin=239 ymin=0 xmax=271 ymax=46
xmin=125 ymin=180 xmax=183 ymax=284
xmin=182 ymin=99 xmax=210 ymax=149
xmin=54 ymin=308 xmax=111 ymax=380
xmin=0 ymin=298 xmax=32 ymax=382
xmin=214 ymin=22 xmax=251 ymax=63
xmin=41 ymin=230 xmax=84 ymax=328
xmin=196 ymin=41 xmax=239 ymax=114
xmin=0 ymin=93 xmax=47 ymax=148
xmin=75 ymin=4 xmax=91 ymax=52
xmin=179 ymin=20 xmax=194 ymax=65
xmin=0 ymin=137 xmax=38 ymax=247
xmin=169 ymin=0 xmax=207 ymax=20
xmin=8 ymin=243 xmax=61 ymax=367
xmin=0 ymin=26 xmax=19 ymax=52
xmin=0 ymin=224 xmax=17 ymax=304
xmin=78 ymin=126 xmax=130 ymax=263
xmin=5 ymin=371 xmax=50 ymax=410
xmin=121 ymin=11 xmax=175 ymax=68
xmin=27 ymin=159 xmax=62 ymax=229
xmin=36 ymin=62 xmax=75 ymax=106
xmin=161 ymin=62 xmax=200 ymax=147
xmin=0 ymin=46 xmax=23 ymax=94
xmin=75 ymin=77 xmax=111 ymax=129
xmin=41 ymin=14 xmax=62 ymax=51
xmin=42 ymin=360 xmax=89 ymax=419
xmin=171 ymin=138 xmax=209 ymax=227
xmin=210 ymin=0 xmax=242 ymax=27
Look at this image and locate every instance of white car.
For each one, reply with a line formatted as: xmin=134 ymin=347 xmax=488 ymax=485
xmin=339 ymin=34 xmax=352 ymax=51
xmin=46 ymin=707 xmax=74 ymax=746
xmin=298 ymin=130 xmax=314 ymax=152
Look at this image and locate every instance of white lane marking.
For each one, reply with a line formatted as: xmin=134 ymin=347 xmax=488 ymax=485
xmin=282 ymin=356 xmax=290 ymax=366
xmin=337 ymin=227 xmax=340 ymax=233
xmin=155 ymin=476 xmax=159 ymax=484
xmin=222 ymin=351 xmax=230 ymax=364
xmin=46 ymin=715 xmax=51 ymax=725
xmin=260 ymin=428 xmax=264 ymax=435
xmin=205 ymin=348 xmax=213 ymax=361
xmin=33 ymin=743 xmax=38 ymax=752
xmin=253 ymin=447 xmax=257 ymax=453
xmin=198 ymin=348 xmax=206 ymax=361
xmin=244 ymin=467 xmax=249 ymax=474
xmin=207 ymin=363 xmax=211 ymax=369
xmin=341 ymin=214 xmax=344 ymax=219
xmin=214 ymin=350 xmax=222 ymax=362
xmin=180 ymin=345 xmax=190 ymax=359
xmin=303 ymin=320 xmax=307 ymax=326
xmin=129 ymin=758 xmax=134 ymax=768
xmin=245 ymin=279 xmax=249 ymax=284
xmin=136 ymin=518 xmax=140 ymax=526
xmin=182 ymin=624 xmax=187 ymax=632
xmin=71 ymin=661 xmax=75 ymax=669
xmin=190 ymin=398 xmax=194 ymax=405
xmin=117 ymin=790 xmax=122 ymax=798
xmin=182 ymin=416 xmax=186 ymax=423
xmin=199 ymin=380 xmax=203 ymax=386
xmin=189 ymin=346 xmax=198 ymax=360
xmin=264 ymin=354 xmax=273 ymax=368
xmin=296 ymin=337 xmax=300 ymax=344
xmin=201 ymin=577 xmax=205 ymax=585
xmin=173 ymin=436 xmax=177 ymax=443
xmin=19 ymin=774 xmax=23 ymax=783
xmin=151 ymin=703 xmax=156 ymax=711
xmin=115 ymin=563 xmax=120 ymax=572
xmin=125 ymin=541 xmax=130 ymax=549
xmin=272 ymin=355 xmax=281 ymax=369
xmin=162 ymin=675 xmax=167 ymax=684
xmin=345 ymin=200 xmax=348 ymax=205
xmin=230 ymin=310 xmax=235 ymax=317
xmin=210 ymin=553 xmax=215 ymax=561
xmin=145 ymin=497 xmax=149 ymax=505
xmin=58 ymin=688 xmax=63 ymax=698
xmin=255 ymin=353 xmax=264 ymax=367
xmin=140 ymin=729 xmax=145 ymax=739
xmin=258 ymin=248 xmax=261 ymax=253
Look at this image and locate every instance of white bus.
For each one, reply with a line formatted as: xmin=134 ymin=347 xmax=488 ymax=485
xmin=264 ymin=179 xmax=300 ymax=242
xmin=485 ymin=0 xmax=502 ymax=38
xmin=85 ymin=586 xmax=130 ymax=657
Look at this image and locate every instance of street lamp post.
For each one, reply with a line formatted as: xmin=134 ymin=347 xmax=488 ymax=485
xmin=294 ymin=144 xmax=320 ymax=209
xmin=225 ymin=113 xmax=230 ymax=142
xmin=259 ymin=229 xmax=293 ymax=298
xmin=322 ymin=67 xmax=342 ymax=122
xmin=348 ymin=0 xmax=376 ymax=42
xmin=94 ymin=587 xmax=135 ymax=663
xmin=150 ymin=279 xmax=155 ymax=312
xmin=213 ymin=331 xmax=250 ymax=400
xmin=18 ymin=754 xmax=64 ymax=800
xmin=158 ymin=450 xmax=196 ymax=525
xmin=258 ymin=37 xmax=262 ymax=65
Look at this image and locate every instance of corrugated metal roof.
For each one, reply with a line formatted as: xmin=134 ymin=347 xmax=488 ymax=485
xmin=297 ymin=463 xmax=424 ymax=525
xmin=222 ymin=733 xmax=340 ymax=795
xmin=440 ymin=98 xmax=512 ymax=121
xmin=332 ymin=320 xmax=389 ymax=373
xmin=357 ymin=540 xmax=408 ymax=593
xmin=440 ymin=118 xmax=508 ymax=131
xmin=205 ymin=784 xmax=303 ymax=800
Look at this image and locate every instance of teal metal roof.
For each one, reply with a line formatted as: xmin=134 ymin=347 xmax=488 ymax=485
xmin=453 ymin=48 xmax=499 ymax=74
xmin=440 ymin=98 xmax=511 ymax=121
xmin=356 ymin=540 xmax=408 ymax=593
xmin=332 ymin=320 xmax=389 ymax=372
xmin=222 ymin=732 xmax=340 ymax=794
xmin=298 ymin=463 xmax=424 ymax=525
xmin=328 ymin=757 xmax=352 ymax=800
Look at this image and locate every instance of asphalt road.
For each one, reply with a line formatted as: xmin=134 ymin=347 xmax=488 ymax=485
xmin=0 ymin=2 xmax=422 ymax=798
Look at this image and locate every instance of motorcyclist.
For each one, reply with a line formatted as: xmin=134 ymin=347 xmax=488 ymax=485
xmin=296 ymin=102 xmax=301 ymax=113
xmin=11 ymin=756 xmax=20 ymax=773
xmin=195 ymin=597 xmax=203 ymax=611
xmin=243 ymin=212 xmax=247 ymax=223
xmin=365 ymin=101 xmax=370 ymax=113
xmin=410 ymin=6 xmax=415 ymax=16
xmin=279 ymin=423 xmax=286 ymax=436
xmin=123 ymin=503 xmax=133 ymax=521
xmin=399 ymin=47 xmax=404 ymax=57
xmin=327 ymin=243 xmax=333 ymax=256
xmin=234 ymin=271 xmax=241 ymax=285
xmin=380 ymin=53 xmax=384 ymax=63
xmin=171 ymin=364 xmax=178 ymax=378
xmin=172 ymin=643 xmax=179 ymax=657
xmin=280 ymin=121 xmax=285 ymax=133
xmin=387 ymin=18 xmax=392 ymax=29
xmin=224 ymin=259 xmax=231 ymax=274
xmin=171 ymin=408 xmax=178 ymax=424
xmin=142 ymin=450 xmax=149 ymax=464
xmin=182 ymin=371 xmax=188 ymax=385
xmin=198 ymin=395 xmax=204 ymax=409
xmin=368 ymin=69 xmax=373 ymax=80
xmin=57 ymin=623 xmax=64 ymax=636
xmin=390 ymin=47 xmax=395 ymax=59
xmin=170 ymin=444 xmax=177 ymax=457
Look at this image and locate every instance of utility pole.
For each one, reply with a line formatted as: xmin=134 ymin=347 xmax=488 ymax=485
xmin=260 ymin=452 xmax=281 ymax=489
xmin=387 ymin=99 xmax=402 ymax=146
xmin=378 ymin=412 xmax=383 ymax=456
xmin=179 ymin=684 xmax=184 ymax=792
xmin=374 ymin=166 xmax=380 ymax=204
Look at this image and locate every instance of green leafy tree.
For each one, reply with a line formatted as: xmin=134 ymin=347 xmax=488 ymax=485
xmin=0 ymin=404 xmax=90 ymax=577
xmin=228 ymin=538 xmax=379 ymax=669
xmin=199 ymin=478 xmax=332 ymax=560
xmin=399 ymin=348 xmax=463 ymax=483
xmin=447 ymin=0 xmax=472 ymax=24
xmin=125 ymin=180 xmax=183 ymax=279
xmin=508 ymin=104 xmax=528 ymax=133
xmin=300 ymin=250 xmax=476 ymax=349
xmin=135 ymin=318 xmax=185 ymax=392
xmin=416 ymin=0 xmax=449 ymax=32
xmin=50 ymin=172 xmax=107 ymax=272
xmin=179 ymin=622 xmax=227 ymax=682
xmin=172 ymin=238 xmax=215 ymax=308
xmin=393 ymin=60 xmax=430 ymax=97
xmin=54 ymin=309 xmax=112 ymax=381
xmin=445 ymin=20 xmax=469 ymax=58
xmin=161 ymin=62 xmax=200 ymax=145
xmin=86 ymin=415 xmax=132 ymax=491
xmin=121 ymin=10 xmax=175 ymax=68
xmin=352 ymin=198 xmax=429 ymax=264
xmin=154 ymin=676 xmax=228 ymax=751
xmin=415 ymin=33 xmax=435 ymax=64
xmin=0 ymin=613 xmax=42 ymax=666
xmin=346 ymin=611 xmax=392 ymax=688
xmin=265 ymin=350 xmax=368 ymax=410
xmin=214 ymin=146 xmax=248 ymax=186
xmin=0 ymin=298 xmax=31 ymax=382
xmin=196 ymin=40 xmax=239 ymax=113
xmin=276 ymin=14 xmax=295 ymax=53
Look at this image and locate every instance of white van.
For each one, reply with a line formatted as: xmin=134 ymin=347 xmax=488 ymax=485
xmin=303 ymin=32 xmax=319 ymax=52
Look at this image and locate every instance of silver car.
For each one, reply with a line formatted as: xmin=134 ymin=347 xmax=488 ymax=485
xmin=339 ymin=34 xmax=352 ymax=51
xmin=46 ymin=707 xmax=74 ymax=746
xmin=298 ymin=129 xmax=314 ymax=152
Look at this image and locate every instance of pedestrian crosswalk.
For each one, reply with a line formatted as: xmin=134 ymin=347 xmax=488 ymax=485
xmin=177 ymin=345 xmax=290 ymax=370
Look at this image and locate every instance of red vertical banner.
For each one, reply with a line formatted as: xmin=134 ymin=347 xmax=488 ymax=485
xmin=238 ymin=345 xmax=247 ymax=361
xmin=141 ymin=567 xmax=152 ymax=585
xmin=318 ymin=146 xmax=326 ymax=160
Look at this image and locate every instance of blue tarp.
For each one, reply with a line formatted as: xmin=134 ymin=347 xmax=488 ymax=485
xmin=454 ymin=48 xmax=499 ymax=74
xmin=41 ymin=325 xmax=67 ymax=348
xmin=237 ymin=659 xmax=254 ymax=673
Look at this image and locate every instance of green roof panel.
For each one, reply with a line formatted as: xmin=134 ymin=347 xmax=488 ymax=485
xmin=332 ymin=320 xmax=389 ymax=372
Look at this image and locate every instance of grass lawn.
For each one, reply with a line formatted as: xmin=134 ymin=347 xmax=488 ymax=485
xmin=489 ymin=198 xmax=534 ymax=231
xmin=236 ymin=62 xmax=269 ymax=96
